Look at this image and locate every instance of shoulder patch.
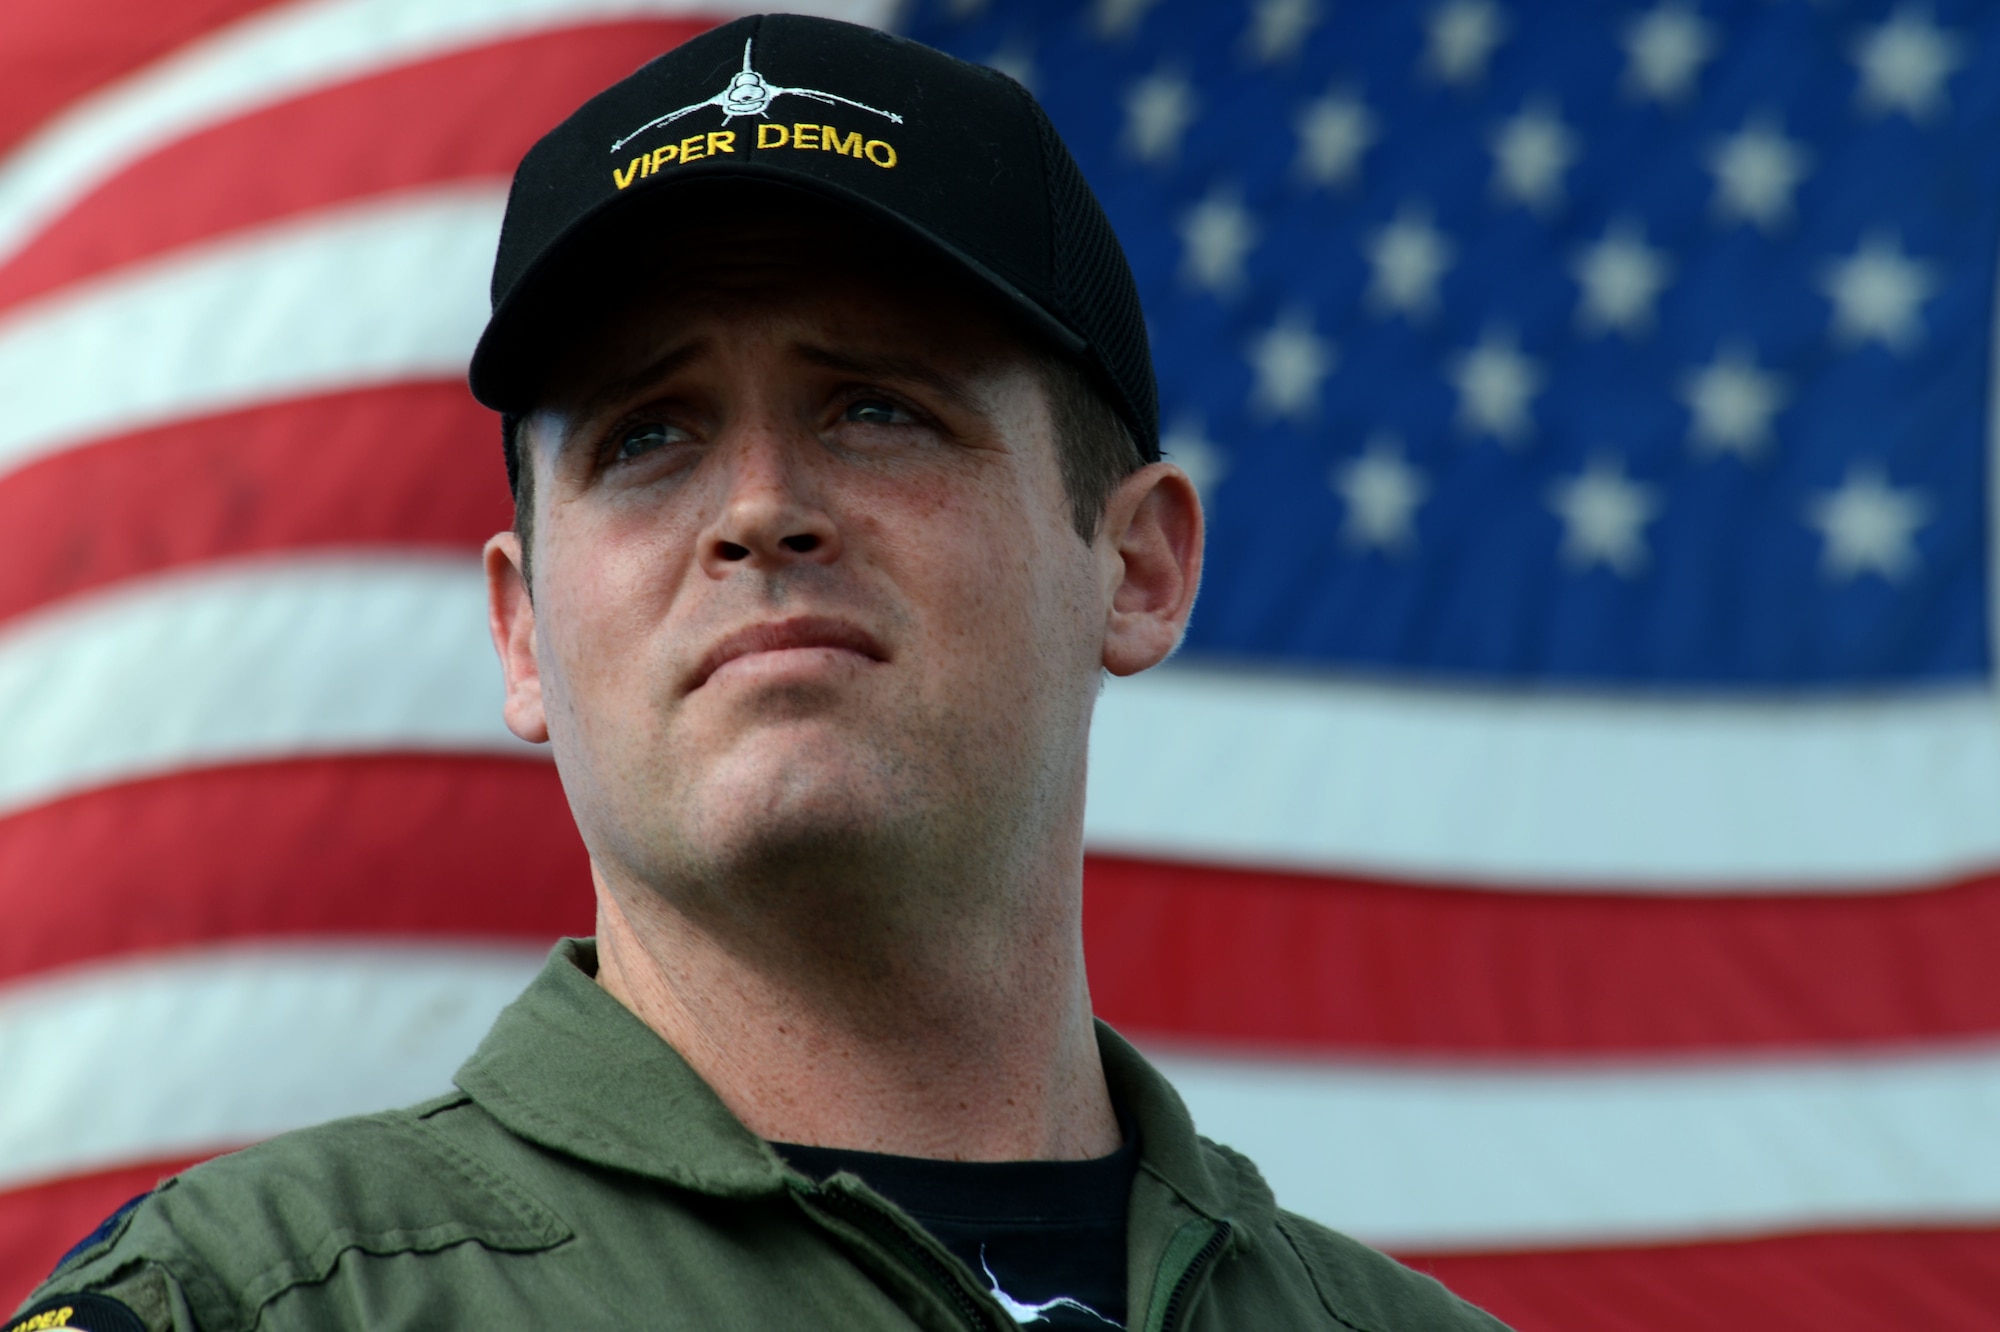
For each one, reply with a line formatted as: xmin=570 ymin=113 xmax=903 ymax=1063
xmin=47 ymin=1194 xmax=150 ymax=1278
xmin=7 ymin=1294 xmax=147 ymax=1332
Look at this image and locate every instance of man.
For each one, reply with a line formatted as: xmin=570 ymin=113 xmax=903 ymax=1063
xmin=16 ymin=16 xmax=1509 ymax=1331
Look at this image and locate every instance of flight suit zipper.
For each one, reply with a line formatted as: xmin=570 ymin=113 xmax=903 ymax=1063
xmin=1144 ymin=1218 xmax=1232 ymax=1332
xmin=795 ymin=1174 xmax=1231 ymax=1332
xmin=793 ymin=1178 xmax=1005 ymax=1331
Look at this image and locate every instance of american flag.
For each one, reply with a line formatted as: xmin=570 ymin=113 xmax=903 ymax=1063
xmin=4 ymin=0 xmax=1999 ymax=1326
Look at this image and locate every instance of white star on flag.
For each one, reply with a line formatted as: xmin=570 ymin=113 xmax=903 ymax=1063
xmin=1449 ymin=326 xmax=1543 ymax=445
xmin=1821 ymin=232 xmax=1938 ymax=353
xmin=1178 ymin=187 xmax=1259 ymax=296
xmin=1248 ymin=309 xmax=1336 ymax=420
xmin=1333 ymin=436 xmax=1429 ymax=553
xmin=1366 ymin=203 xmax=1455 ymax=321
xmin=1852 ymin=6 xmax=1966 ymax=123
xmin=1122 ymin=67 xmax=1196 ymax=163
xmin=1806 ymin=464 xmax=1931 ymax=581
xmin=1680 ymin=343 xmax=1789 ymax=461
xmin=982 ymin=44 xmax=1034 ymax=89
xmin=1706 ymin=114 xmax=1813 ymax=233
xmin=1245 ymin=0 xmax=1321 ymax=63
xmin=1622 ymin=1 xmax=1717 ymax=104
xmin=1160 ymin=416 xmax=1226 ymax=501
xmin=1294 ymin=88 xmax=1378 ymax=188
xmin=1573 ymin=220 xmax=1674 ymax=337
xmin=1094 ymin=0 xmax=1160 ymax=40
xmin=1548 ymin=456 xmax=1660 ymax=576
xmin=1424 ymin=0 xmax=1509 ymax=88
xmin=1490 ymin=99 xmax=1578 ymax=214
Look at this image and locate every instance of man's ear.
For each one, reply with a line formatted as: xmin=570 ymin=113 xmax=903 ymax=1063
xmin=485 ymin=530 xmax=550 ymax=744
xmin=1098 ymin=462 xmax=1204 ymax=676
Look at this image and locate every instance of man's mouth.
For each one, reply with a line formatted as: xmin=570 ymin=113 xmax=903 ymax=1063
xmin=687 ymin=616 xmax=888 ymax=692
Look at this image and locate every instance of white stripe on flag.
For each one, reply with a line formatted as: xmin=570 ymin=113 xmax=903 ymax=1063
xmin=0 ymin=0 xmax=895 ymax=268
xmin=1151 ymin=1042 xmax=2000 ymax=1250
xmin=0 ymin=554 xmax=534 ymax=820
xmin=8 ymin=945 xmax=2000 ymax=1250
xmin=0 ymin=186 xmax=504 ymax=484
xmin=0 ymin=945 xmax=545 ymax=1192
xmin=1089 ymin=666 xmax=2000 ymax=890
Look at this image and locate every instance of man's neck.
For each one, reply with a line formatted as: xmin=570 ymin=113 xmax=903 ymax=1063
xmin=590 ymin=857 xmax=1122 ymax=1163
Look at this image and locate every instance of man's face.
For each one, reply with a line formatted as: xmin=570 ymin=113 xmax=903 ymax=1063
xmin=494 ymin=216 xmax=1118 ymax=911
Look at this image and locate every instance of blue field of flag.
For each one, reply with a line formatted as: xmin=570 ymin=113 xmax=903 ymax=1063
xmin=910 ymin=0 xmax=2000 ymax=690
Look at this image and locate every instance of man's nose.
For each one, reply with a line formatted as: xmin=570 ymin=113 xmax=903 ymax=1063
xmin=698 ymin=424 xmax=841 ymax=575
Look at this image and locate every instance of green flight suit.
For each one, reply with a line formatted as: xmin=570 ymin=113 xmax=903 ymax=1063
xmin=17 ymin=940 xmax=1510 ymax=1331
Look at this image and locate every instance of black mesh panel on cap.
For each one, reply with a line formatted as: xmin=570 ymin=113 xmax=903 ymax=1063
xmin=1029 ymin=95 xmax=1159 ymax=460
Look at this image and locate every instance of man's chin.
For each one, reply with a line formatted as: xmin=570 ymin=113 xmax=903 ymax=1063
xmin=689 ymin=740 xmax=917 ymax=850
xmin=661 ymin=783 xmax=920 ymax=911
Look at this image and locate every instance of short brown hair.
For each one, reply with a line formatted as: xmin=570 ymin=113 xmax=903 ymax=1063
xmin=1038 ymin=351 xmax=1149 ymax=542
xmin=506 ymin=354 xmax=1141 ymax=585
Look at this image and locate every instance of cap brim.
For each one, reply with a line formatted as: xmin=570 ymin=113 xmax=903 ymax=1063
xmin=467 ymin=163 xmax=1087 ymax=415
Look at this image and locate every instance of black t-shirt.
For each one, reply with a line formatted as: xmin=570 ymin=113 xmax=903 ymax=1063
xmin=775 ymin=1133 xmax=1139 ymax=1329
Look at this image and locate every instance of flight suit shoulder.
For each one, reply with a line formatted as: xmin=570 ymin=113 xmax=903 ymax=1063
xmin=19 ymin=1094 xmax=571 ymax=1332
xmin=1271 ymin=1210 xmax=1514 ymax=1332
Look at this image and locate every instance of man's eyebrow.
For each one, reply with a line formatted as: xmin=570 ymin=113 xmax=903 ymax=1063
xmin=794 ymin=345 xmax=986 ymax=415
xmin=567 ymin=340 xmax=709 ymax=433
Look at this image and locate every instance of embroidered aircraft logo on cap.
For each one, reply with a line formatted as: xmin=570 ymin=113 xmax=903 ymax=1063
xmin=611 ymin=37 xmax=903 ymax=155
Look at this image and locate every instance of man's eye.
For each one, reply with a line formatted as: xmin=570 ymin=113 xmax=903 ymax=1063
xmin=614 ymin=421 xmax=679 ymax=460
xmin=843 ymin=399 xmax=907 ymax=426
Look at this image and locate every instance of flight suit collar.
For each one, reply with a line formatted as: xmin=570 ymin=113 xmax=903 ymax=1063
xmin=453 ymin=937 xmax=792 ymax=1198
xmin=1096 ymin=1023 xmax=1274 ymax=1258
xmin=453 ymin=936 xmax=1278 ymax=1247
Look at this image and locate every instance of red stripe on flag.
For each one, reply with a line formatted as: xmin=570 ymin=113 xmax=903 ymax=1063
xmin=1083 ymin=854 xmax=2000 ymax=1054
xmin=0 ymin=0 xmax=280 ymax=161
xmin=0 ymin=383 xmax=506 ymax=628
xmin=0 ymin=1154 xmax=214 ymax=1313
xmin=1405 ymin=1227 xmax=2000 ymax=1332
xmin=0 ymin=20 xmax=709 ymax=314
xmin=11 ymin=808 xmax=2000 ymax=1053
xmin=0 ymin=756 xmax=588 ymax=989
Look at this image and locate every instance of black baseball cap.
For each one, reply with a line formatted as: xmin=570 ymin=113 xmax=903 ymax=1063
xmin=469 ymin=13 xmax=1158 ymax=489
